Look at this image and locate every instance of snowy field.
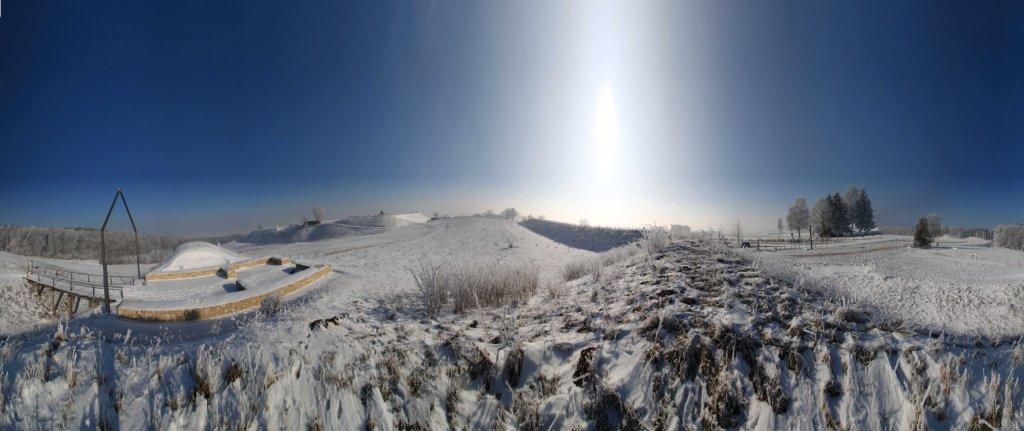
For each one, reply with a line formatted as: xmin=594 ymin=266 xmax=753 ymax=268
xmin=227 ymin=216 xmax=594 ymax=302
xmin=0 ymin=221 xmax=1022 ymax=429
xmin=739 ymin=235 xmax=1024 ymax=339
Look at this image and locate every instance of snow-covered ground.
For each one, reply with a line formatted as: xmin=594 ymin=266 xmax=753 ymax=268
xmin=1 ymin=221 xmax=1022 ymax=429
xmin=228 ymin=216 xmax=593 ymax=302
xmin=738 ymin=235 xmax=1024 ymax=339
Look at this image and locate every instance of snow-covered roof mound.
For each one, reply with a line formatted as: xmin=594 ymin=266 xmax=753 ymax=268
xmin=152 ymin=241 xmax=247 ymax=272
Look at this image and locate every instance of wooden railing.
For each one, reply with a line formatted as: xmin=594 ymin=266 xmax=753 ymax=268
xmin=25 ymin=261 xmax=132 ymax=300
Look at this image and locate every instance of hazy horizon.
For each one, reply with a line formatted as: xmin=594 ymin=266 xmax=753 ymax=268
xmin=3 ymin=1 xmax=1024 ymax=236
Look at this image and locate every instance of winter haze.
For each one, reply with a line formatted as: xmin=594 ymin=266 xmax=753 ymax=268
xmin=2 ymin=1 xmax=1024 ymax=430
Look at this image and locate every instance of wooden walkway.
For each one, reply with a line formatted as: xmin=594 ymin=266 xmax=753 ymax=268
xmin=24 ymin=262 xmax=135 ymax=313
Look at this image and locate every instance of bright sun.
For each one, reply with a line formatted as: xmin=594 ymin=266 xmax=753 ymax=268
xmin=593 ymin=83 xmax=620 ymax=172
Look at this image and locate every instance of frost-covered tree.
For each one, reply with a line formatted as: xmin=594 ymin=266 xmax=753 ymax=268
xmin=579 ymin=219 xmax=589 ymax=227
xmin=994 ymin=224 xmax=1024 ymax=250
xmin=777 ymin=218 xmax=784 ymax=239
xmin=786 ymin=197 xmax=810 ymax=241
xmin=852 ymin=189 xmax=875 ymax=234
xmin=733 ymin=220 xmax=743 ymax=244
xmin=311 ymin=206 xmax=325 ymax=224
xmin=500 ymin=207 xmax=519 ymax=221
xmin=926 ymin=213 xmax=942 ymax=240
xmin=842 ymin=186 xmax=863 ymax=226
xmin=914 ymin=217 xmax=933 ymax=247
xmin=811 ymin=197 xmax=832 ymax=237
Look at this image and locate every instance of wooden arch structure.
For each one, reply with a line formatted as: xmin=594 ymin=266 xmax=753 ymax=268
xmin=100 ymin=188 xmax=141 ymax=313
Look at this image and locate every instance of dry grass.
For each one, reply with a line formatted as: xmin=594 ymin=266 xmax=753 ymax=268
xmin=600 ymin=245 xmax=640 ymax=266
xmin=413 ymin=261 xmax=540 ymax=314
xmin=259 ymin=295 xmax=282 ymax=317
xmin=561 ymin=244 xmax=640 ymax=283
xmin=641 ymin=225 xmax=670 ymax=255
xmin=561 ymin=260 xmax=592 ymax=282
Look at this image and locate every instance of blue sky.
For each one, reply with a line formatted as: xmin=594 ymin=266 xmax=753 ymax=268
xmin=2 ymin=1 xmax=1024 ymax=235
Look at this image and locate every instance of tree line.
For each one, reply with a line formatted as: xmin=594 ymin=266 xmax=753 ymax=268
xmin=785 ymin=186 xmax=876 ymax=240
xmin=0 ymin=225 xmax=242 ymax=264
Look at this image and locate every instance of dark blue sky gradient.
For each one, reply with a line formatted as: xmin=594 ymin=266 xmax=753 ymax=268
xmin=2 ymin=1 xmax=1024 ymax=234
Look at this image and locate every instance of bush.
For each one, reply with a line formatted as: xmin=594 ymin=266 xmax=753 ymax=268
xmin=412 ymin=261 xmax=540 ymax=314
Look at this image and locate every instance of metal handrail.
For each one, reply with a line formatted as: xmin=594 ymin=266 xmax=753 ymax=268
xmin=28 ymin=261 xmax=136 ymax=286
xmin=26 ymin=262 xmax=128 ymax=300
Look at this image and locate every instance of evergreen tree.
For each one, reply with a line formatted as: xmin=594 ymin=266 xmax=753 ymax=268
xmin=828 ymin=193 xmax=852 ymax=236
xmin=852 ymin=189 xmax=875 ymax=234
xmin=914 ymin=217 xmax=933 ymax=247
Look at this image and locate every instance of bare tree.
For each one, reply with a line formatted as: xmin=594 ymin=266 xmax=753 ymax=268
xmin=777 ymin=217 xmax=784 ymax=240
xmin=733 ymin=220 xmax=743 ymax=245
xmin=311 ymin=206 xmax=325 ymax=224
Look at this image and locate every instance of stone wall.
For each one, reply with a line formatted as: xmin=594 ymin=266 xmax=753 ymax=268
xmin=118 ymin=265 xmax=331 ymax=322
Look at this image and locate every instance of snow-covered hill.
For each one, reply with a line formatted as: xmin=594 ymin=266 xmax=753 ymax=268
xmin=0 ymin=230 xmax=1021 ymax=429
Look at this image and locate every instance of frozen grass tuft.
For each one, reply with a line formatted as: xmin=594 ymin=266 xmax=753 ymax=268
xmin=561 ymin=260 xmax=591 ymax=282
xmin=561 ymin=244 xmax=639 ymax=283
xmin=412 ymin=261 xmax=539 ymax=314
xmin=641 ymin=225 xmax=670 ymax=255
xmin=412 ymin=262 xmax=448 ymax=316
xmin=260 ymin=294 xmax=283 ymax=317
xmin=599 ymin=245 xmax=639 ymax=266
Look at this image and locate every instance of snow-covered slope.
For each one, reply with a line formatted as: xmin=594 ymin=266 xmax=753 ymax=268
xmin=1 ymin=234 xmax=1021 ymax=429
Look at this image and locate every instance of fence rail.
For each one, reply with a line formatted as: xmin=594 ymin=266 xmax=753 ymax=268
xmin=25 ymin=261 xmax=131 ymax=300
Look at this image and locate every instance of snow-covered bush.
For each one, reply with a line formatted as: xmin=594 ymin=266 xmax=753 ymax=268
xmin=994 ymin=224 xmax=1024 ymax=251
